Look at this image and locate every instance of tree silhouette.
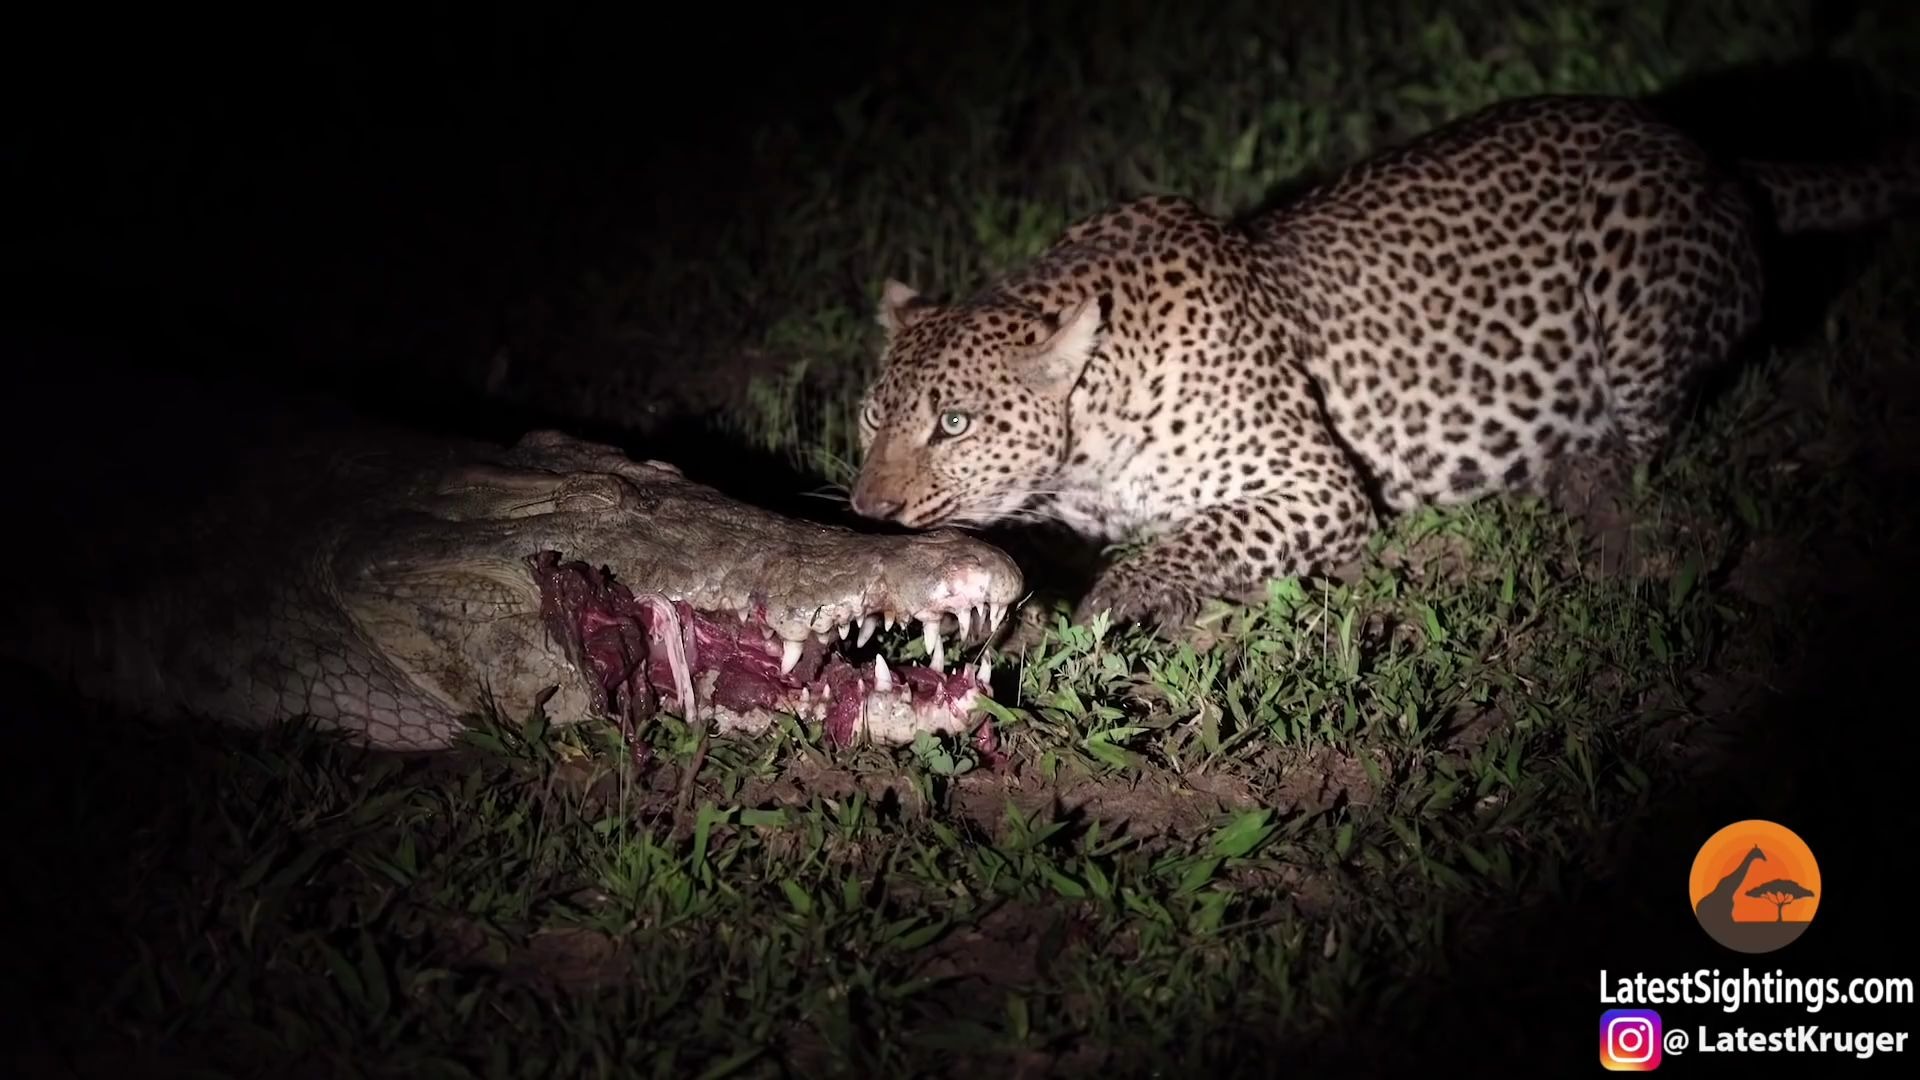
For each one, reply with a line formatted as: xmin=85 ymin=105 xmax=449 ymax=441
xmin=1745 ymin=878 xmax=1815 ymax=922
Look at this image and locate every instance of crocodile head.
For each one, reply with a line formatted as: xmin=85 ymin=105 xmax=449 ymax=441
xmin=336 ymin=430 xmax=1026 ymax=750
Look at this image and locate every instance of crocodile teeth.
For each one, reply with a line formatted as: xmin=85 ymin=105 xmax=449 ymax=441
xmin=977 ymin=656 xmax=993 ymax=685
xmin=857 ymin=615 xmax=878 ymax=647
xmin=780 ymin=639 xmax=804 ymax=676
xmin=839 ymin=621 xmax=851 ymax=640
xmin=921 ymin=618 xmax=939 ymax=656
xmin=873 ymin=653 xmax=892 ymax=693
xmin=957 ymin=606 xmax=973 ymax=641
xmin=989 ymin=603 xmax=1005 ymax=630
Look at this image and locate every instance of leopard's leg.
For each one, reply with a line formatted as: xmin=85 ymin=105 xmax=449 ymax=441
xmin=1550 ymin=136 xmax=1766 ymax=568
xmin=1073 ymin=480 xmax=1376 ymax=638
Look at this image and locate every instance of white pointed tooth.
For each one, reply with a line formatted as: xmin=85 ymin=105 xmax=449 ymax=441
xmin=990 ymin=602 xmax=1005 ymax=629
xmin=873 ymin=653 xmax=892 ymax=693
xmin=931 ymin=634 xmax=945 ymax=673
xmin=780 ymin=639 xmax=804 ymax=676
xmin=858 ymin=615 xmax=879 ymax=647
xmin=839 ymin=621 xmax=851 ymax=640
xmin=884 ymin=612 xmax=895 ymax=631
xmin=922 ymin=619 xmax=939 ymax=659
xmin=957 ymin=606 xmax=972 ymax=641
xmin=977 ymin=655 xmax=993 ymax=685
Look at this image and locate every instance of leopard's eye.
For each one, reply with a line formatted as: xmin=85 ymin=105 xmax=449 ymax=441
xmin=862 ymin=401 xmax=881 ymax=429
xmin=936 ymin=409 xmax=971 ymax=438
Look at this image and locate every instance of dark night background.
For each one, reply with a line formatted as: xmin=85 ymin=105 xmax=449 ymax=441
xmin=8 ymin=4 xmax=894 ymax=420
xmin=4 ymin=1 xmax=1919 ymax=1075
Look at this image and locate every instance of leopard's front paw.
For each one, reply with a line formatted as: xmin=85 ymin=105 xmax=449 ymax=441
xmin=1073 ymin=570 xmax=1204 ymax=638
xmin=997 ymin=603 xmax=1056 ymax=655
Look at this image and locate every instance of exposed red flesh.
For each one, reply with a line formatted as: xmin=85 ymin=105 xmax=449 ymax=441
xmin=527 ymin=551 xmax=987 ymax=752
xmin=972 ymin=716 xmax=1011 ymax=772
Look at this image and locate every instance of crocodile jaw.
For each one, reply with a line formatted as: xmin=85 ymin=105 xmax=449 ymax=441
xmin=528 ymin=552 xmax=1003 ymax=749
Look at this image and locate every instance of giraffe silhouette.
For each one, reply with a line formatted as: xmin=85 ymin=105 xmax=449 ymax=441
xmin=1696 ymin=844 xmax=1767 ymax=929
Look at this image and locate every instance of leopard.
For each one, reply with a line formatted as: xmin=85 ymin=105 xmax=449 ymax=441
xmin=848 ymin=93 xmax=1919 ymax=639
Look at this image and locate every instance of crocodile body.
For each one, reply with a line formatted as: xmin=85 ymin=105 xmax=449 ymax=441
xmin=2 ymin=361 xmax=1022 ymax=752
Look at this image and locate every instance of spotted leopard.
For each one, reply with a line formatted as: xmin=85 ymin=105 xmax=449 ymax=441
xmin=849 ymin=94 xmax=1918 ymax=635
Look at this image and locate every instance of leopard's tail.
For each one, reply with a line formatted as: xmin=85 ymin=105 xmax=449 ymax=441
xmin=1735 ymin=143 xmax=1920 ymax=234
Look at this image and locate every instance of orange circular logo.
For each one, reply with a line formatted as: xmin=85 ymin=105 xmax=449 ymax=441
xmin=1689 ymin=820 xmax=1820 ymax=953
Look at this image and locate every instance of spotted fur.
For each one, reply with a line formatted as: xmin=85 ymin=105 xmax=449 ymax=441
xmin=851 ymin=94 xmax=1918 ymax=633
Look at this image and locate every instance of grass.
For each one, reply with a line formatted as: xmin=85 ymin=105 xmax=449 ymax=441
xmin=11 ymin=0 xmax=1920 ymax=1076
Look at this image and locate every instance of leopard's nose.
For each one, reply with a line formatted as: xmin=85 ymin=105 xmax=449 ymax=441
xmin=851 ymin=492 xmax=904 ymax=520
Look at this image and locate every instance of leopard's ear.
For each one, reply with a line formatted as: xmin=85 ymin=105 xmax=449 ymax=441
xmin=876 ymin=279 xmax=937 ymax=338
xmin=1014 ymin=293 xmax=1105 ymax=397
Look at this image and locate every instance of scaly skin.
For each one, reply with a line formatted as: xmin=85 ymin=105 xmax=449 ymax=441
xmin=3 ymin=367 xmax=1023 ymax=752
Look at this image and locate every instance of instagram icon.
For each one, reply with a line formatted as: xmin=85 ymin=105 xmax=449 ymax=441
xmin=1599 ymin=1009 xmax=1663 ymax=1070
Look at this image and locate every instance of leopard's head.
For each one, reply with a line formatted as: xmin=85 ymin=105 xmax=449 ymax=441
xmin=849 ymin=279 xmax=1103 ymax=530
